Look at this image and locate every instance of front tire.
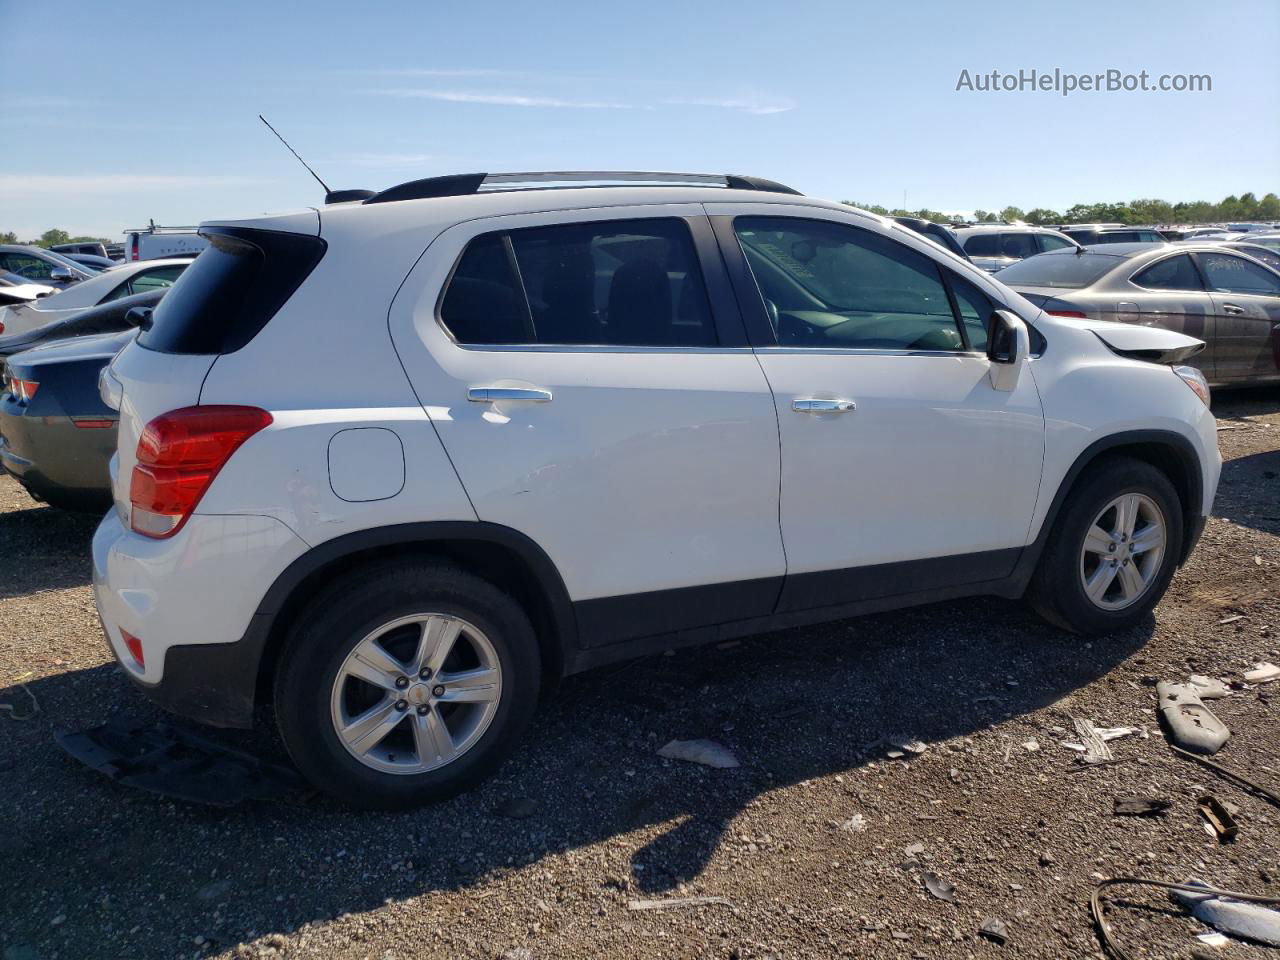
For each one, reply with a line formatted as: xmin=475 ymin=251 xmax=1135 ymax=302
xmin=274 ymin=560 xmax=540 ymax=809
xmin=1028 ymin=457 xmax=1183 ymax=634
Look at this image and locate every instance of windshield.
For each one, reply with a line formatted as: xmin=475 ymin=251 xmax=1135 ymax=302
xmin=994 ymin=252 xmax=1121 ymax=288
xmin=42 ymin=248 xmax=97 ymax=275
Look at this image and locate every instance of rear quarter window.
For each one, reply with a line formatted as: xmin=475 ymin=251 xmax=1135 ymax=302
xmin=138 ymin=229 xmax=325 ymax=354
xmin=994 ymin=253 xmax=1119 ymax=288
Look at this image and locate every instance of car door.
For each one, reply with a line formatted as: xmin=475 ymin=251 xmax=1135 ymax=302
xmin=1126 ymin=252 xmax=1217 ymax=380
xmin=387 ymin=206 xmax=786 ymax=646
xmin=707 ymin=205 xmax=1044 ymax=613
xmin=1194 ymin=250 xmax=1280 ymax=382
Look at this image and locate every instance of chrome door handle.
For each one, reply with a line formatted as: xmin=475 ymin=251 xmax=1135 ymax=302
xmin=1221 ymin=303 xmax=1245 ymax=315
xmin=793 ymin=398 xmax=855 ymax=413
xmin=467 ymin=386 xmax=553 ymax=403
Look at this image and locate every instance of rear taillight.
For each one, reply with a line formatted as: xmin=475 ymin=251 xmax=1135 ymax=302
xmin=1046 ymin=310 xmax=1088 ymax=318
xmin=8 ymin=378 xmax=38 ymax=402
xmin=129 ymin=405 xmax=272 ymax=538
xmin=130 ymin=235 xmax=139 ymax=261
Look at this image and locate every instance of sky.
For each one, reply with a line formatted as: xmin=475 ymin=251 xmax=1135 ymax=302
xmin=2 ymin=0 xmax=1277 ymax=239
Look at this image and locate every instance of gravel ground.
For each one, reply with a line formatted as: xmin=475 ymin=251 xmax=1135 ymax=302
xmin=1 ymin=389 xmax=1277 ymax=960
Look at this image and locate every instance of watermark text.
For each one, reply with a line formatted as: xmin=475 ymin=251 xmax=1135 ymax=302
xmin=955 ymin=68 xmax=1211 ymax=96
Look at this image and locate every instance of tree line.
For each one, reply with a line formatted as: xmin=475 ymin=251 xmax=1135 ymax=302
xmin=1 ymin=228 xmax=113 ymax=248
xmin=843 ymin=192 xmax=1280 ymax=226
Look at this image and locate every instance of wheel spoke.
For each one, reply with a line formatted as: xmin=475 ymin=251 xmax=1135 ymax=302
xmin=1085 ymin=562 xmax=1119 ymax=603
xmin=413 ymin=707 xmax=454 ymax=764
xmin=1116 ymin=562 xmax=1145 ymax=600
xmin=1114 ymin=494 xmax=1141 ymax=538
xmin=1083 ymin=524 xmax=1114 ymax=556
xmin=414 ymin=617 xmax=462 ymax=677
xmin=345 ymin=639 xmax=405 ymax=692
xmin=437 ymin=666 xmax=500 ymax=703
xmin=1129 ymin=523 xmax=1164 ymax=555
xmin=340 ymin=698 xmax=402 ymax=755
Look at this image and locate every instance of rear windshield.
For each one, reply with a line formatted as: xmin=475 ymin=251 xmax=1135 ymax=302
xmin=138 ymin=228 xmax=325 ymax=354
xmin=994 ymin=252 xmax=1120 ymax=288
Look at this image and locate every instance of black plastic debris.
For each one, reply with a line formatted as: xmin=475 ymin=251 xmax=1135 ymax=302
xmin=1113 ymin=796 xmax=1173 ymax=816
xmin=54 ymin=717 xmax=305 ymax=807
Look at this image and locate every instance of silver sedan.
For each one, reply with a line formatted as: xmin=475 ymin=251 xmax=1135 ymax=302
xmin=997 ymin=242 xmax=1280 ymax=386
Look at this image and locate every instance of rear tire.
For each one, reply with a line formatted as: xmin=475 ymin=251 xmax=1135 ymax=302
xmin=274 ymin=560 xmax=540 ymax=809
xmin=1028 ymin=457 xmax=1183 ymax=634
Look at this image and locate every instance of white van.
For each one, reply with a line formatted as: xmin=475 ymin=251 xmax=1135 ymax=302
xmin=122 ymin=224 xmax=209 ymax=261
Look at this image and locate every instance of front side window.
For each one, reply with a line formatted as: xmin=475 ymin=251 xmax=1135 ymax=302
xmin=1037 ymin=234 xmax=1075 ymax=253
xmin=962 ymin=233 xmax=999 ymax=257
xmin=1199 ymin=253 xmax=1280 ymax=296
xmin=1132 ymin=254 xmax=1203 ymax=292
xmin=439 ymin=218 xmax=716 ymax=347
xmin=948 ymin=272 xmax=994 ymax=351
xmin=0 ymin=253 xmax=54 ymax=280
xmin=734 ymin=217 xmax=963 ymax=351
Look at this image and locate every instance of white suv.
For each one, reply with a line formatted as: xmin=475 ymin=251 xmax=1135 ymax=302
xmin=93 ymin=172 xmax=1221 ymax=808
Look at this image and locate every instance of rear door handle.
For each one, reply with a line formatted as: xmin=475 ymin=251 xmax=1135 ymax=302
xmin=1221 ymin=303 xmax=1245 ymax=316
xmin=793 ymin=398 xmax=855 ymax=413
xmin=467 ymin=386 xmax=553 ymax=403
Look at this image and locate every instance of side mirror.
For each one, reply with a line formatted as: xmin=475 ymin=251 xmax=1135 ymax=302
xmin=125 ymin=306 xmax=154 ymax=330
xmin=49 ymin=266 xmax=76 ymax=283
xmin=987 ymin=309 xmax=1030 ymax=392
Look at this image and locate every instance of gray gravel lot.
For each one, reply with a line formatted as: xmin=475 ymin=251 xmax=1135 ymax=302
xmin=1 ymin=389 xmax=1278 ymax=960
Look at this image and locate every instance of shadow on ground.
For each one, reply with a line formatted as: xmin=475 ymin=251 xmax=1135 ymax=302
xmin=0 ymin=596 xmax=1149 ymax=958
xmin=0 ymin=501 xmax=97 ymax=598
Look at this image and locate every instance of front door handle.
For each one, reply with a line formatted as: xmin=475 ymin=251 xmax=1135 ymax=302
xmin=793 ymin=398 xmax=855 ymax=413
xmin=1221 ymin=303 xmax=1245 ymax=316
xmin=467 ymin=386 xmax=553 ymax=403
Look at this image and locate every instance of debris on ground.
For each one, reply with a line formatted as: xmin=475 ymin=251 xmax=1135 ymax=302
xmin=837 ymin=813 xmax=867 ymax=833
xmin=1113 ymin=796 xmax=1173 ymax=817
xmin=1170 ymin=880 xmax=1280 ymax=947
xmin=1061 ymin=719 xmax=1140 ymax=762
xmin=656 ymin=739 xmax=739 ymax=769
xmin=1197 ymin=795 xmax=1240 ymax=842
xmin=1188 ymin=674 xmax=1231 ymax=699
xmin=1217 ymin=614 xmax=1246 ymax=624
xmin=54 ymin=718 xmax=305 ymax=807
xmin=1244 ymin=662 xmax=1280 ymax=684
xmin=922 ymin=872 xmax=956 ymax=903
xmin=1196 ymin=930 xmax=1230 ymax=947
xmin=1170 ymin=745 xmax=1280 ymax=807
xmin=0 ymin=676 xmax=39 ymax=721
xmin=978 ymin=917 xmax=1009 ymax=944
xmin=626 ymin=896 xmax=731 ymax=912
xmin=885 ymin=735 xmax=927 ymax=758
xmin=1156 ymin=682 xmax=1230 ymax=755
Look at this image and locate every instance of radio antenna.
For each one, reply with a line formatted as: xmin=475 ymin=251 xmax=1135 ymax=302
xmin=258 ymin=114 xmax=331 ymax=195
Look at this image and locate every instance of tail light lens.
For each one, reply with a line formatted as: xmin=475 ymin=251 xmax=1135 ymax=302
xmin=121 ymin=629 xmax=145 ymax=669
xmin=129 ymin=405 xmax=272 ymax=538
xmin=130 ymin=235 xmax=139 ymax=261
xmin=8 ymin=378 xmax=38 ymax=402
xmin=1046 ymin=310 xmax=1088 ymax=318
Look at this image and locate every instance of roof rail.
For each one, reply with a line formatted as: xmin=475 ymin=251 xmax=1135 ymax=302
xmin=363 ymin=171 xmax=802 ymax=205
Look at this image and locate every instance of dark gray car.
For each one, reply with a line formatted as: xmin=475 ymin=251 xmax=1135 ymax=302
xmin=0 ymin=244 xmax=97 ymax=288
xmin=997 ymin=243 xmax=1280 ymax=386
xmin=950 ymin=224 xmax=1080 ymax=273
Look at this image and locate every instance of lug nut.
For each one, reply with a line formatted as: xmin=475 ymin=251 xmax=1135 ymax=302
xmin=416 ymin=704 xmax=430 ymax=716
xmin=418 ymin=668 xmax=432 ymax=681
xmin=432 ymin=685 xmax=446 ymax=697
xmin=395 ymin=676 xmax=409 ymax=689
xmin=1108 ymin=544 xmax=1116 ymax=552
xmin=394 ymin=699 xmax=408 ymax=711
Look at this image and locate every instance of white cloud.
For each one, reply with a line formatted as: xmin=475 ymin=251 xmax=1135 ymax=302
xmin=369 ymin=88 xmax=633 ymax=109
xmin=665 ymin=94 xmax=796 ymax=115
xmin=0 ymin=174 xmax=267 ymax=196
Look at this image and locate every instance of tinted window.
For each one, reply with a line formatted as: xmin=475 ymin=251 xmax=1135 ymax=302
xmin=995 ymin=252 xmax=1119 ymax=288
xmin=1063 ymin=230 xmax=1099 ymax=244
xmin=1037 ymin=234 xmax=1075 ymax=253
xmin=1236 ymin=247 xmax=1280 ymax=272
xmin=1199 ymin=253 xmax=1280 ymax=296
xmin=1132 ymin=255 xmax=1203 ymax=291
xmin=441 ymin=219 xmax=716 ymax=347
xmin=962 ymin=233 xmax=998 ymax=257
xmin=101 ymin=264 xmax=186 ymax=303
xmin=948 ymin=272 xmax=993 ymax=351
xmin=999 ymin=233 xmax=1038 ymax=259
xmin=139 ymin=229 xmax=326 ymax=354
xmin=0 ymin=253 xmax=54 ymax=280
xmin=734 ymin=217 xmax=963 ymax=351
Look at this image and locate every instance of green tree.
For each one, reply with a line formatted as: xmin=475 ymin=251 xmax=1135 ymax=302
xmin=843 ymin=200 xmax=889 ymax=215
xmin=38 ymin=228 xmax=71 ymax=248
xmin=0 ymin=231 xmax=17 ymax=244
xmin=1259 ymin=193 xmax=1280 ymax=220
xmin=1025 ymin=208 xmax=1061 ymax=225
xmin=1000 ymin=206 xmax=1026 ymax=223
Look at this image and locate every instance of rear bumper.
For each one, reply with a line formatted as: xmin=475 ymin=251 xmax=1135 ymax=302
xmin=0 ymin=401 xmax=115 ymax=507
xmin=92 ymin=509 xmax=310 ymax=728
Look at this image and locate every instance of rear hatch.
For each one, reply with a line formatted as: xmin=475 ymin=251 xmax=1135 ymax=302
xmin=104 ymin=214 xmax=324 ymax=523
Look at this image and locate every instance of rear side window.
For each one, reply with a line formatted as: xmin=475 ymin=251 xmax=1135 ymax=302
xmin=998 ymin=233 xmax=1038 ymax=259
xmin=1132 ymin=254 xmax=1202 ymax=291
xmin=439 ymin=218 xmax=717 ymax=347
xmin=1037 ymin=234 xmax=1075 ymax=253
xmin=962 ymin=233 xmax=998 ymax=257
xmin=139 ymin=229 xmax=326 ymax=354
xmin=1198 ymin=253 xmax=1280 ymax=295
xmin=994 ymin=252 xmax=1119 ymax=288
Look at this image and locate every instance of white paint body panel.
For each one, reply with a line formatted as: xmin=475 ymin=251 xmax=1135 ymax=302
xmin=328 ymin=427 xmax=405 ymax=502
